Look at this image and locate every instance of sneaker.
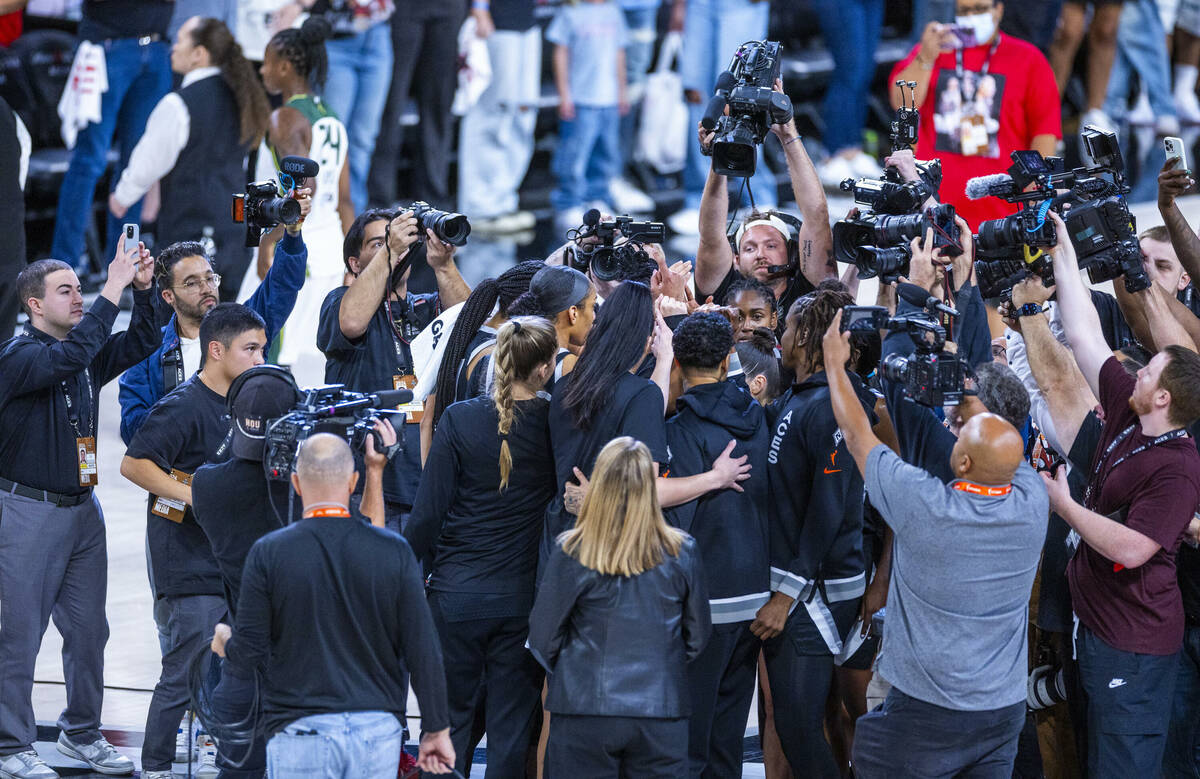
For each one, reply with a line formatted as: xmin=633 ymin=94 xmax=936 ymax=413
xmin=473 ymin=210 xmax=537 ymax=233
xmin=55 ymin=733 xmax=133 ymax=776
xmin=1157 ymin=114 xmax=1182 ymax=137
xmin=1128 ymin=91 xmax=1154 ymax=126
xmin=609 ymin=177 xmax=655 ymax=213
xmin=141 ymin=772 xmax=172 ymax=779
xmin=1177 ymin=89 xmax=1200 ymax=125
xmin=666 ymin=207 xmax=701 ymax=235
xmin=0 ymin=751 xmax=58 ymax=779
xmin=175 ymin=710 xmax=196 ymax=763
xmin=818 ymin=154 xmax=856 ymax=189
xmin=1079 ymin=108 xmax=1116 ymax=134
xmin=195 ymin=735 xmax=218 ymax=779
xmin=847 ymin=151 xmax=883 ymax=178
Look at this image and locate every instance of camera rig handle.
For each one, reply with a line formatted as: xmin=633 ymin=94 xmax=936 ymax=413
xmin=891 ymin=80 xmax=920 ymax=152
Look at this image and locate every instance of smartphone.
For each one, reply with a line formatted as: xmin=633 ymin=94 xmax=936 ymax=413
xmin=946 ymin=23 xmax=977 ymax=49
xmin=122 ymin=223 xmax=139 ymax=256
xmin=841 ymin=305 xmax=891 ymax=333
xmin=1165 ymin=136 xmax=1188 ymax=172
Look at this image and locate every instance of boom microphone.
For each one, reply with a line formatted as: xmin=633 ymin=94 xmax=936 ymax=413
xmin=964 ymin=173 xmax=1015 ymax=200
xmin=897 ymin=282 xmax=959 ymax=318
xmin=701 ymin=71 xmax=737 ymax=131
xmin=315 ymin=388 xmax=413 ymax=417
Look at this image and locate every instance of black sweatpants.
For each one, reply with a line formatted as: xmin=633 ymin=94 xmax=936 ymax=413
xmin=686 ymin=620 xmax=758 ymax=777
xmin=427 ymin=593 xmax=542 ymax=778
xmin=547 ymin=714 xmax=687 ymax=778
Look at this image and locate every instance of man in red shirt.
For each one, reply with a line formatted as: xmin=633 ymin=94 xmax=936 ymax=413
xmin=888 ymin=0 xmax=1061 ymax=229
xmin=0 ymin=2 xmax=26 ymax=47
xmin=1037 ymin=212 xmax=1200 ymax=775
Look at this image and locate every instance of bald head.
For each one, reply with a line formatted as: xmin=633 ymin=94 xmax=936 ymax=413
xmin=949 ymin=413 xmax=1025 ymax=486
xmin=293 ymin=434 xmax=357 ymax=505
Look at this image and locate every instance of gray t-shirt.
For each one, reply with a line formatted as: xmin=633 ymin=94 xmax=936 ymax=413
xmin=865 ymin=445 xmax=1047 ymax=711
xmin=545 ymin=2 xmax=629 ymax=107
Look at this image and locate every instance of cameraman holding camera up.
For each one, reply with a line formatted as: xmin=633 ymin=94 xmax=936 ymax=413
xmin=0 ymin=239 xmax=156 ymax=779
xmin=319 ymin=208 xmax=470 ymax=530
xmin=694 ymin=79 xmax=834 ymax=333
xmin=822 ymin=302 xmax=1048 ymax=777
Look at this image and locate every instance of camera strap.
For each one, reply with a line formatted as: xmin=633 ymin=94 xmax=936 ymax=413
xmin=954 ymin=35 xmax=1001 ymax=103
xmin=62 ymin=368 xmax=94 ymax=439
xmin=1083 ymin=424 xmax=1190 ymax=509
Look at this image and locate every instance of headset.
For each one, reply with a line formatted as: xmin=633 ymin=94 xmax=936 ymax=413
xmin=726 ymin=210 xmax=804 ymax=280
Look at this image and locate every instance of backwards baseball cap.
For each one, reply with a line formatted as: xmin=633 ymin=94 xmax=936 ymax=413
xmin=529 ymin=265 xmax=592 ymax=314
xmin=228 ymin=366 xmax=302 ymax=461
xmin=734 ymin=213 xmax=794 ymax=252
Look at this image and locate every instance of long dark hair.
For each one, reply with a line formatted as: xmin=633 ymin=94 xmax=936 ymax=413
xmin=561 ymin=281 xmax=654 ymax=430
xmin=268 ymin=16 xmax=332 ymax=90
xmin=431 ymin=261 xmax=543 ymax=426
xmin=191 ymin=18 xmax=270 ymax=146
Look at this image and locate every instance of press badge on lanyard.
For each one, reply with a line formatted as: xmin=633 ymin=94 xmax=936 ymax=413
xmin=393 ymin=374 xmax=423 ymax=423
xmin=64 ymin=371 xmax=97 ymax=487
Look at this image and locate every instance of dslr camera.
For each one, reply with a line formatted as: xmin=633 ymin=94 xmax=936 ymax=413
xmin=700 ymin=40 xmax=793 ymax=178
xmin=969 ymin=128 xmax=1150 ymax=300
xmin=388 ymin=201 xmax=472 ymax=247
xmin=568 ymin=209 xmax=666 ymax=282
xmin=263 ymin=384 xmax=410 ymax=481
xmin=232 ymin=156 xmax=319 ymax=247
xmin=832 ymin=81 xmax=960 ymax=283
xmin=842 ymin=304 xmax=970 ymax=407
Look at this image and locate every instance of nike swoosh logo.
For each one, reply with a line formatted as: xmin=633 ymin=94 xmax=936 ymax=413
xmin=824 ymin=468 xmax=842 ymax=474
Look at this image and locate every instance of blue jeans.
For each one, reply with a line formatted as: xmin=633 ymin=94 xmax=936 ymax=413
xmin=620 ymin=5 xmax=659 ymax=156
xmin=324 ymin=21 xmax=394 ymax=213
xmin=1103 ymin=0 xmax=1175 ymax=121
xmin=813 ymin=0 xmax=884 ymax=154
xmin=266 ymin=711 xmax=403 ymax=779
xmin=51 ymin=38 xmax=171 ymax=267
xmin=553 ymin=106 xmax=621 ymax=211
xmin=679 ymin=0 xmax=775 ymax=209
xmin=1165 ymin=623 xmax=1200 ymax=778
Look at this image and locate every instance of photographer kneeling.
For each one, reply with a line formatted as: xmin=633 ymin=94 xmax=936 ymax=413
xmin=211 ymin=434 xmax=454 ymax=777
xmin=821 ymin=308 xmax=1048 ymax=776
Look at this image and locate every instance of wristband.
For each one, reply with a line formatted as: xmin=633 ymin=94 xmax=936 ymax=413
xmin=783 ymin=135 xmax=802 ymax=146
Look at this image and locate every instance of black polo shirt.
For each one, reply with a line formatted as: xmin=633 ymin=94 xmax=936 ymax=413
xmin=126 ymin=375 xmax=231 ymax=599
xmin=317 ymin=285 xmax=439 ymax=508
xmin=0 ymin=289 xmax=158 ymax=494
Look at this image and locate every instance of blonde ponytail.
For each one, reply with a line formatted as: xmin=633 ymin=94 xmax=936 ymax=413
xmin=492 ymin=316 xmax=558 ymax=491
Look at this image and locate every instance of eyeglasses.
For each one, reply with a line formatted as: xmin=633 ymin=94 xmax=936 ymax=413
xmin=174 ymin=273 xmax=221 ymax=293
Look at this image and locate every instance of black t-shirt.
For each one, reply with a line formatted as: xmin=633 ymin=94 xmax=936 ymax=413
xmin=192 ymin=457 xmax=301 ymax=618
xmin=406 ymin=396 xmax=556 ymax=615
xmin=701 ymin=264 xmax=814 ymax=338
xmin=545 ymin=372 xmax=668 ymax=543
xmin=80 ymin=0 xmax=173 ymax=41
xmin=317 ymin=285 xmax=439 ymax=507
xmin=125 ymin=375 xmax=231 ymax=598
xmin=1090 ymin=289 xmax=1138 ymax=352
xmin=490 ymin=0 xmax=537 ymax=30
xmin=224 ymin=517 xmax=450 ymax=738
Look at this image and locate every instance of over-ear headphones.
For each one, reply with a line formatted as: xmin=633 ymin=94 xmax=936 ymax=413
xmin=727 ymin=210 xmax=804 ymax=280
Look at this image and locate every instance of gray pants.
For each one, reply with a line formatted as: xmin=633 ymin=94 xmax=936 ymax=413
xmin=0 ymin=491 xmax=109 ymax=754
xmin=141 ymin=594 xmax=227 ymax=771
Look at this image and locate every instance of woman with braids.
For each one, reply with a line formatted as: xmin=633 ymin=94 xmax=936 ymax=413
xmin=529 ymin=436 xmax=711 ymax=776
xmin=507 ymin=264 xmax=596 ymax=391
xmin=258 ymin=16 xmax=354 ymax=365
xmin=750 ymin=285 xmax=877 ymax=777
xmin=108 ymin=16 xmax=270 ymax=303
xmin=405 ymin=316 xmax=560 ymax=779
xmin=546 ymin=281 xmax=751 ymax=565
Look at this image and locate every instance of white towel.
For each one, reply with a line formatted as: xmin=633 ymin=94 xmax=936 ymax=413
xmin=57 ymin=41 xmax=108 ymax=149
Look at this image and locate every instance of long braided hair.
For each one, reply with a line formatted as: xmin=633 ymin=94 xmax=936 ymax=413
xmin=492 ymin=316 xmax=557 ymax=491
xmin=431 ymin=260 xmax=543 ymax=427
xmin=190 ymin=18 xmax=270 ymax=146
xmin=785 ymin=285 xmax=859 ymax=377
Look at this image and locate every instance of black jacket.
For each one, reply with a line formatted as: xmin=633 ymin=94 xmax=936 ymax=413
xmin=665 ymin=381 xmax=770 ymax=623
xmin=528 ymin=537 xmax=712 ymax=718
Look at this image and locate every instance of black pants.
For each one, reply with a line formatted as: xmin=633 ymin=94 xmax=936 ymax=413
xmin=427 ymin=594 xmax=542 ymax=778
xmin=548 ymin=714 xmax=687 ymax=779
xmin=686 ymin=621 xmax=758 ymax=777
xmin=853 ymin=688 xmax=1026 ymax=778
xmin=368 ymin=0 xmax=467 ymax=207
xmin=1076 ymin=623 xmax=1180 ymax=778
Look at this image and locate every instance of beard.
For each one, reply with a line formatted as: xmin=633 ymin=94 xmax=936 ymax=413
xmin=1128 ymin=392 xmax=1153 ymax=417
xmin=176 ymin=295 xmax=216 ymax=323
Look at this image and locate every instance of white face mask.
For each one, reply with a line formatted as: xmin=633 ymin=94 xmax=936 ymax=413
xmin=956 ymin=12 xmax=996 ymax=46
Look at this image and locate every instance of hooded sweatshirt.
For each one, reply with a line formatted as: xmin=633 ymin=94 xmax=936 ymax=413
xmin=666 ymin=380 xmax=770 ymax=623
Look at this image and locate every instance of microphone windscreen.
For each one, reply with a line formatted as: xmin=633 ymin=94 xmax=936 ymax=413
xmin=701 ymin=94 xmax=728 ymax=130
xmin=897 ymin=282 xmax=933 ymax=309
xmin=371 ymin=389 xmax=413 ymax=408
xmin=964 ymin=173 xmax=1013 ymax=200
xmin=582 ymin=208 xmax=601 ymax=228
xmin=280 ymin=155 xmax=320 ymax=178
xmin=714 ymin=70 xmax=736 ymax=91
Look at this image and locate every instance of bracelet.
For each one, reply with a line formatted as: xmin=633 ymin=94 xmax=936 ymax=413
xmin=783 ymin=135 xmax=802 ymax=146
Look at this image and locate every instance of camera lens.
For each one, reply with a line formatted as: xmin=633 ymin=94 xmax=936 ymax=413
xmin=260 ymin=196 xmax=301 ymax=225
xmin=874 ymin=213 xmax=926 ymax=246
xmin=879 ymin=353 xmax=909 ymax=384
xmin=856 ymin=245 xmax=910 ymax=283
xmin=975 ymin=214 xmax=1024 ymax=253
xmin=425 ymin=210 xmax=472 ymax=246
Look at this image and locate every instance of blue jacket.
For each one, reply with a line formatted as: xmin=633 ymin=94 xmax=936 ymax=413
xmin=118 ymin=231 xmax=307 ymax=444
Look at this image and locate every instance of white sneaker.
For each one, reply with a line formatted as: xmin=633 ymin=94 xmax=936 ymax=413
xmin=1127 ymin=91 xmax=1154 ymax=126
xmin=1177 ymin=89 xmax=1200 ymax=125
xmin=609 ymin=177 xmax=656 ymax=213
xmin=847 ymin=151 xmax=883 ymax=178
xmin=141 ymin=772 xmax=172 ymax=779
xmin=1157 ymin=114 xmax=1182 ymax=137
xmin=0 ymin=751 xmax=58 ymax=779
xmin=666 ymin=207 xmax=701 ymax=235
xmin=1079 ymin=108 xmax=1116 ymax=134
xmin=175 ymin=710 xmax=196 ymax=763
xmin=473 ymin=210 xmax=537 ymax=233
xmin=55 ymin=733 xmax=133 ymax=775
xmin=195 ymin=735 xmax=218 ymax=779
xmin=818 ymin=155 xmax=856 ymax=189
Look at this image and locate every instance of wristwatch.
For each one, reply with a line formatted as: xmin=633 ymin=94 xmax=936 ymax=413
xmin=1015 ymin=302 xmax=1044 ymax=318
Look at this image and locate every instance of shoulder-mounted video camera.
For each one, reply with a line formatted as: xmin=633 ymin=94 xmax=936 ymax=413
xmin=700 ymin=40 xmax=792 ymax=178
xmin=567 ymin=209 xmax=666 ymax=282
xmin=232 ymin=155 xmax=319 ymax=247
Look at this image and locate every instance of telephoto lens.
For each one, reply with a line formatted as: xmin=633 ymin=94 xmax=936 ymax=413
xmin=410 ymin=201 xmax=472 ymax=246
xmin=1027 ymin=665 xmax=1067 ymax=710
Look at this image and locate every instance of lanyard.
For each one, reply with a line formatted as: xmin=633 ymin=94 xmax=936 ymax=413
xmin=384 ymin=295 xmax=413 ymax=374
xmin=304 ymin=506 xmax=351 ymax=518
xmin=952 ymin=480 xmax=1012 ymax=497
xmin=1084 ymin=424 xmax=1190 ymax=508
xmin=62 ymin=369 xmax=94 ymax=439
xmin=163 ymin=342 xmax=184 ymax=393
xmin=955 ymin=35 xmax=1001 ymax=103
